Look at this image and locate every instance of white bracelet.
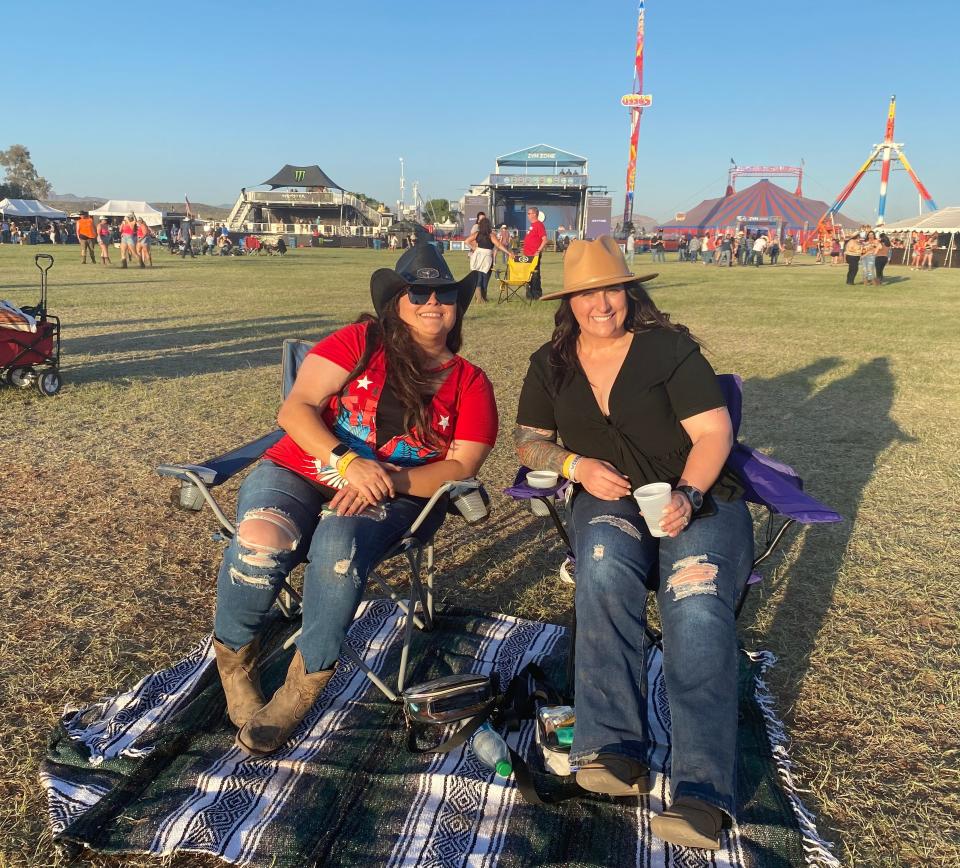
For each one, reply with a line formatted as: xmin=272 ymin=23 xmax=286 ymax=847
xmin=568 ymin=455 xmax=582 ymax=483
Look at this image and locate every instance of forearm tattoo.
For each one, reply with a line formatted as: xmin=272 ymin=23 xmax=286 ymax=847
xmin=513 ymin=424 xmax=570 ymax=475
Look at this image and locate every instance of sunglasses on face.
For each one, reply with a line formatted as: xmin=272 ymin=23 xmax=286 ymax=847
xmin=405 ymin=286 xmax=459 ymax=306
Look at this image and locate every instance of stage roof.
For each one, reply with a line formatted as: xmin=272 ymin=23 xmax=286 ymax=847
xmin=660 ymin=180 xmax=859 ymax=232
xmin=262 ymin=165 xmax=343 ymax=190
xmin=496 ymin=144 xmax=587 ymax=168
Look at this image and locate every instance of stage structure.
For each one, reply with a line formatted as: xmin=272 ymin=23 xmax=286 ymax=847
xmin=620 ymin=1 xmax=653 ymax=228
xmin=726 ymin=162 xmax=802 ymax=197
xmin=225 ymin=164 xmax=393 ymax=238
xmin=467 ymin=145 xmax=610 ymax=240
xmin=819 ymin=95 xmax=937 ymax=229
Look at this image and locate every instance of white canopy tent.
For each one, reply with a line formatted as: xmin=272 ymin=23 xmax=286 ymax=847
xmin=0 ymin=198 xmax=68 ymax=220
xmin=881 ymin=206 xmax=960 ymax=233
xmin=881 ymin=206 xmax=960 ymax=268
xmin=90 ymin=200 xmax=164 ymax=226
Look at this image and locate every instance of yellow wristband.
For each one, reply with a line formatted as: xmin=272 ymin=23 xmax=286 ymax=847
xmin=335 ymin=452 xmax=360 ymax=476
xmin=561 ymin=453 xmax=578 ymax=480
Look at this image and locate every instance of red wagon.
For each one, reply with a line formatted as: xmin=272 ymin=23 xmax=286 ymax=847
xmin=0 ymin=254 xmax=62 ymax=396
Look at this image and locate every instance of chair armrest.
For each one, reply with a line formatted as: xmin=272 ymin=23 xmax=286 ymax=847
xmin=157 ymin=430 xmax=284 ymax=487
xmin=503 ymin=465 xmax=569 ymax=499
xmin=409 ymin=478 xmax=486 ymax=535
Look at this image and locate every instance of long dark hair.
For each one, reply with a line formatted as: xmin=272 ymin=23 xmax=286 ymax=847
xmin=341 ymin=295 xmax=464 ymax=448
xmin=476 ymin=216 xmax=493 ymax=244
xmin=548 ymin=283 xmax=696 ymax=391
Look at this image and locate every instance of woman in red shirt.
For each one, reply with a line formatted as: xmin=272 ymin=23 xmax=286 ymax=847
xmin=214 ymin=244 xmax=498 ymax=756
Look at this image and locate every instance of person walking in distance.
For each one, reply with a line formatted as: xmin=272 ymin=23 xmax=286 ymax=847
xmin=751 ymin=233 xmax=768 ymax=266
xmin=496 ymin=224 xmax=511 ymax=267
xmin=75 ymin=211 xmax=98 ymax=264
xmin=781 ymin=233 xmax=796 ymax=265
xmin=97 ymin=217 xmax=112 ymax=265
xmin=523 ymin=206 xmax=548 ymax=299
xmin=844 ymin=232 xmax=864 ymax=285
xmin=119 ymin=213 xmax=138 ymax=268
xmin=466 ymin=215 xmax=513 ymax=303
xmin=625 ymin=229 xmax=636 ymax=267
xmin=180 ymin=219 xmax=195 ymax=258
xmin=136 ymin=218 xmax=155 ymax=267
xmin=875 ymin=233 xmax=890 ymax=284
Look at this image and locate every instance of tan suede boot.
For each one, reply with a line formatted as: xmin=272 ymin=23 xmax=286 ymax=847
xmin=236 ymin=649 xmax=335 ymax=755
xmin=650 ymin=796 xmax=724 ymax=849
xmin=576 ymin=753 xmax=650 ymax=796
xmin=213 ymin=638 xmax=265 ymax=729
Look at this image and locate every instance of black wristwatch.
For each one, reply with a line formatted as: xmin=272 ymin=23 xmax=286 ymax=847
xmin=329 ymin=442 xmax=352 ymax=463
xmin=675 ymin=484 xmax=704 ymax=512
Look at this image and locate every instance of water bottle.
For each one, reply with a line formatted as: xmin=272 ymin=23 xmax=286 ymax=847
xmin=470 ymin=722 xmax=512 ymax=777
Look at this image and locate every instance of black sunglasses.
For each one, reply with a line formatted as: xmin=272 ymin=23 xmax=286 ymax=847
xmin=406 ymin=286 xmax=459 ymax=306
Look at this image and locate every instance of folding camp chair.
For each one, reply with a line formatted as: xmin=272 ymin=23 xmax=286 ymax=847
xmin=505 ymin=373 xmax=842 ymax=691
xmin=495 ymin=254 xmax=540 ymax=304
xmin=157 ymin=338 xmax=490 ymax=703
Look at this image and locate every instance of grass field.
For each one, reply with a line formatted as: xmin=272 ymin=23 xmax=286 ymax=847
xmin=0 ymin=243 xmax=957 ymax=867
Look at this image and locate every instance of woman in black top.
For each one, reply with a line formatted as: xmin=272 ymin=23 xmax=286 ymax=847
xmin=515 ymin=236 xmax=753 ymax=850
xmin=467 ymin=216 xmax=512 ymax=302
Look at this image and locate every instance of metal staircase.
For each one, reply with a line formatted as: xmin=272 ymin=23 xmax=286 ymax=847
xmin=226 ymin=196 xmax=253 ymax=231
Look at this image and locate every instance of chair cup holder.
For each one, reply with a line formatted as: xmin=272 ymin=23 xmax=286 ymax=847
xmin=450 ymin=489 xmax=489 ymax=524
xmin=175 ymin=481 xmax=205 ymax=511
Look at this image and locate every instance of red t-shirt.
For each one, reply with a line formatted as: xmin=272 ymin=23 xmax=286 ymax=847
xmin=523 ymin=220 xmax=546 ymax=256
xmin=264 ymin=322 xmax=498 ymax=488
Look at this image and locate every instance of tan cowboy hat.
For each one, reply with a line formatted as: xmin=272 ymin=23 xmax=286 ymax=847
xmin=540 ymin=235 xmax=657 ymax=300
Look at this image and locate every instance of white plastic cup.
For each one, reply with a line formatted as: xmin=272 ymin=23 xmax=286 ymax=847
xmin=633 ymin=482 xmax=672 ymax=538
xmin=526 ymin=470 xmax=559 ymax=516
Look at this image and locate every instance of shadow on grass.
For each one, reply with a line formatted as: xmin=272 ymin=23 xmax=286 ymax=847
xmin=741 ymin=356 xmax=914 ymax=691
xmin=65 ymin=315 xmax=332 ymax=385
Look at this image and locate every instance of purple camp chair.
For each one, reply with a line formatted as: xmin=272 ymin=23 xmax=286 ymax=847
xmin=506 ymin=373 xmax=842 ymax=684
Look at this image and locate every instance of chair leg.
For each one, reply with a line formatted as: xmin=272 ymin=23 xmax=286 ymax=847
xmin=424 ymin=543 xmax=435 ymax=627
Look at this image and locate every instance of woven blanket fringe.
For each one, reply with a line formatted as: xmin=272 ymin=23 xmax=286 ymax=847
xmin=746 ymin=650 xmax=842 ymax=868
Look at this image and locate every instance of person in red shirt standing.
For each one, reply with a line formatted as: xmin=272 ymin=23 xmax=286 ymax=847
xmin=523 ymin=206 xmax=548 ymax=299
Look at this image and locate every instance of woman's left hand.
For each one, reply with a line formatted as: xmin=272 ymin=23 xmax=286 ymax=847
xmin=659 ymin=491 xmax=694 ymax=538
xmin=329 ymin=484 xmax=377 ymax=517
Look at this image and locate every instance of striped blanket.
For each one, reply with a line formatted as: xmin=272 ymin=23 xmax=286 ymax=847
xmin=42 ymin=603 xmax=839 ymax=866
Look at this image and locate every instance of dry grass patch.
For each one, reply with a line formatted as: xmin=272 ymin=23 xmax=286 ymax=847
xmin=0 ymin=245 xmax=957 ymax=866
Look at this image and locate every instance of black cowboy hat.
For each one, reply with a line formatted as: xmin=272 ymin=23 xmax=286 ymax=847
xmin=370 ymin=242 xmax=477 ymax=317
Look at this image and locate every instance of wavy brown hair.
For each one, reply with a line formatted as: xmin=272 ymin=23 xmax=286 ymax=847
xmin=548 ymin=283 xmax=697 ymax=391
xmin=340 ymin=294 xmax=464 ymax=449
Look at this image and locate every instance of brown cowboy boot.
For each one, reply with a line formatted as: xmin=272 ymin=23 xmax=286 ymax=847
xmin=236 ymin=649 xmax=335 ymax=755
xmin=576 ymin=753 xmax=650 ymax=796
xmin=213 ymin=638 xmax=265 ymax=729
xmin=650 ymin=796 xmax=724 ymax=849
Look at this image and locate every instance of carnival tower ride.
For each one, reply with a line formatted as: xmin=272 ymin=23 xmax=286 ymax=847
xmin=819 ymin=96 xmax=937 ymax=229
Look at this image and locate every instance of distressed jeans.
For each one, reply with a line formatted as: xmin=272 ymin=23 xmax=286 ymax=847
xmin=568 ymin=491 xmax=753 ymax=818
xmin=214 ymin=461 xmax=443 ymax=673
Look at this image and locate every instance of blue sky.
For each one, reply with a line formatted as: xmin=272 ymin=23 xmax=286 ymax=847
xmin=6 ymin=1 xmax=957 ymax=223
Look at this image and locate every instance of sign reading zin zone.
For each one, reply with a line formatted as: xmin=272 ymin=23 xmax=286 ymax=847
xmin=526 ymin=151 xmax=557 ymax=160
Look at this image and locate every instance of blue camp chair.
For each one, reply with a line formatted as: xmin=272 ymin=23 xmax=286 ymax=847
xmin=505 ymin=373 xmax=842 ymax=688
xmin=158 ymin=339 xmax=489 ymax=702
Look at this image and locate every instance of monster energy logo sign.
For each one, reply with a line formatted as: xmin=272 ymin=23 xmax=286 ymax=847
xmin=294 ymin=170 xmax=306 ymax=182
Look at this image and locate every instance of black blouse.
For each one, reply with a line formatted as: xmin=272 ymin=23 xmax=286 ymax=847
xmin=516 ymin=328 xmax=744 ymax=501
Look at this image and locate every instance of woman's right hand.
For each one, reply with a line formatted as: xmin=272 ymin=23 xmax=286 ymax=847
xmin=575 ymin=458 xmax=632 ymax=501
xmin=341 ymin=457 xmax=396 ymax=503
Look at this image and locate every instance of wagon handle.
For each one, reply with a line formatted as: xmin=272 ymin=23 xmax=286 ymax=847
xmin=34 ymin=254 xmax=53 ymax=312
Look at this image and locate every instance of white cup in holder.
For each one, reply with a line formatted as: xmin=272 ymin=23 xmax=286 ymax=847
xmin=526 ymin=470 xmax=559 ymax=516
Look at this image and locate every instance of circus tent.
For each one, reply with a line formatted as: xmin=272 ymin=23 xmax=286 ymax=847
xmin=659 ymin=179 xmax=859 ymax=236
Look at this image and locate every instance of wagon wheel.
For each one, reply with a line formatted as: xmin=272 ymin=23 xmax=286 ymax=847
xmin=6 ymin=367 xmax=33 ymax=388
xmin=36 ymin=370 xmax=62 ymax=397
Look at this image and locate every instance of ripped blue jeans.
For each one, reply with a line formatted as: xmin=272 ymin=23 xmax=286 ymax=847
xmin=569 ymin=491 xmax=753 ymax=818
xmin=214 ymin=461 xmax=442 ymax=673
